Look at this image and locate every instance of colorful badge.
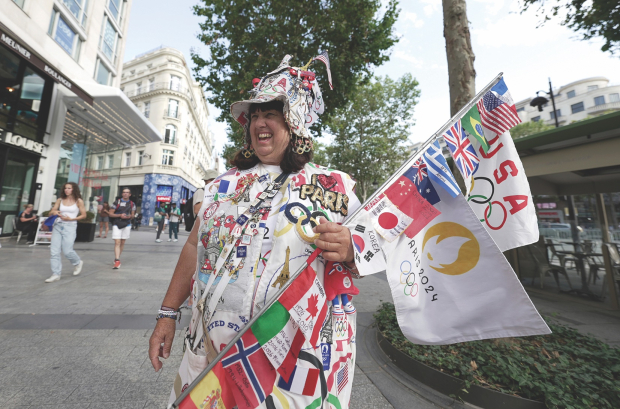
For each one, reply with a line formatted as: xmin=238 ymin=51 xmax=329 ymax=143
xmin=236 ymin=246 xmax=247 ymax=258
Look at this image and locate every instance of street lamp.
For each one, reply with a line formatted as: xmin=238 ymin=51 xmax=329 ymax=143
xmin=529 ymin=78 xmax=559 ymax=128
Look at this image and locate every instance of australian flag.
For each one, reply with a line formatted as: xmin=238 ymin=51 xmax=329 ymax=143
xmin=403 ymin=158 xmax=440 ymax=206
xmin=443 ymin=120 xmax=480 ymax=178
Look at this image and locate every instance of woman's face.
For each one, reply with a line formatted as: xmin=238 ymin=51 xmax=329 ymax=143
xmin=64 ymin=184 xmax=73 ymax=196
xmin=249 ymin=109 xmax=290 ymax=166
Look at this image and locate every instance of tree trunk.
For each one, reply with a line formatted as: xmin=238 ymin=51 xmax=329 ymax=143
xmin=442 ymin=0 xmax=476 ymax=116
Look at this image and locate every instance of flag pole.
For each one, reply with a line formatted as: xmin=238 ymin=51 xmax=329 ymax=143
xmin=345 ymin=72 xmax=504 ymax=224
xmin=169 ymin=248 xmax=323 ymax=408
xmin=169 ymin=72 xmax=504 ymax=408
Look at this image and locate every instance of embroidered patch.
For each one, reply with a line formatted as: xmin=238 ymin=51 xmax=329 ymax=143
xmin=236 ymin=246 xmax=247 ymax=258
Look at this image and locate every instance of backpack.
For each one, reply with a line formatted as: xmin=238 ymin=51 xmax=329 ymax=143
xmin=184 ymin=196 xmax=196 ymax=232
xmin=112 ymin=200 xmax=135 ymax=229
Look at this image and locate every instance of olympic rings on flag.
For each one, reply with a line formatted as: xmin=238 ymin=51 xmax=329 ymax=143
xmin=484 ymin=200 xmax=508 ymax=230
xmin=334 ymin=319 xmax=348 ymax=334
xmin=468 ymin=177 xmax=494 ymax=204
xmin=399 ymin=260 xmax=412 ymax=284
xmin=400 ymin=261 xmax=418 ymax=297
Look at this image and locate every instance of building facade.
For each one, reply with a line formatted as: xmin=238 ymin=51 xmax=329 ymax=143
xmin=516 ymin=77 xmax=620 ymax=126
xmin=120 ymin=46 xmax=214 ymax=225
xmin=0 ymin=0 xmax=162 ymax=237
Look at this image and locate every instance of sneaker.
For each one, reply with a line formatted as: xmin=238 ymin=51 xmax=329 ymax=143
xmin=173 ymin=239 xmax=178 ymax=242
xmin=332 ymin=305 xmax=344 ymax=316
xmin=45 ymin=275 xmax=60 ymax=283
xmin=168 ymin=239 xmax=172 ymax=242
xmin=344 ymin=303 xmax=356 ymax=315
xmin=113 ymin=260 xmax=121 ymax=269
xmin=73 ymin=260 xmax=84 ymax=276
xmin=155 ymin=239 xmax=162 ymax=243
xmin=26 ymin=241 xmax=34 ymax=244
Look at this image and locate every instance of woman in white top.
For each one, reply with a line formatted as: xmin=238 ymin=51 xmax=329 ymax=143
xmin=45 ymin=182 xmax=87 ymax=283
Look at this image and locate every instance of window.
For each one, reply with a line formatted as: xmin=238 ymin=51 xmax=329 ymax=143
xmin=611 ymin=93 xmax=620 ymax=103
xmin=63 ymin=0 xmax=88 ymax=27
xmin=571 ymin=102 xmax=585 ymax=113
xmin=567 ymin=90 xmax=576 ymax=99
xmin=170 ymin=75 xmax=181 ymax=91
xmin=165 ymin=124 xmax=177 ymax=144
xmin=108 ymin=0 xmax=122 ymax=22
xmin=144 ymin=101 xmax=150 ymax=118
xmin=100 ymin=17 xmax=119 ymax=63
xmin=12 ymin=0 xmax=25 ymax=8
xmin=594 ymin=96 xmax=605 ymax=106
xmin=95 ymin=59 xmax=111 ymax=85
xmin=516 ymin=107 xmax=525 ymax=113
xmin=137 ymin=150 xmax=144 ymax=165
xmin=136 ymin=82 xmax=142 ymax=94
xmin=49 ymin=11 xmax=81 ymax=59
xmin=587 ymin=85 xmax=598 ymax=91
xmin=106 ymin=154 xmax=114 ymax=169
xmin=162 ymin=149 xmax=174 ymax=166
xmin=97 ymin=156 xmax=104 ymax=170
xmin=532 ymin=116 xmax=541 ymax=122
xmin=124 ymin=152 xmax=131 ymax=167
xmin=550 ymin=109 xmax=561 ymax=120
xmin=168 ymin=99 xmax=179 ymax=118
xmin=149 ymin=78 xmax=155 ymax=91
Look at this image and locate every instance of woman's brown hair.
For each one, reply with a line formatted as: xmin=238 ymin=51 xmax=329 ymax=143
xmin=229 ymin=100 xmax=312 ymax=173
xmin=60 ymin=182 xmax=82 ymax=201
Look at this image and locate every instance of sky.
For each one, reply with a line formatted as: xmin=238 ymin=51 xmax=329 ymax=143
xmin=124 ymin=0 xmax=620 ymax=161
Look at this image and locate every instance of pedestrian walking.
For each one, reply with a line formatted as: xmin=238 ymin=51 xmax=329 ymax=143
xmin=96 ymin=202 xmax=110 ymax=238
xmin=44 ymin=182 xmax=86 ymax=283
xmin=168 ymin=203 xmax=181 ymax=242
xmin=108 ymin=187 xmax=136 ymax=269
xmin=149 ymin=56 xmax=367 ymax=408
xmin=154 ymin=204 xmax=167 ymax=243
xmin=16 ymin=204 xmax=38 ymax=244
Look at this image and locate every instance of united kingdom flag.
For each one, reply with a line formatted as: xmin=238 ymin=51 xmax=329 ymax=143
xmin=443 ymin=120 xmax=480 ymax=178
xmin=410 ymin=158 xmax=427 ymax=184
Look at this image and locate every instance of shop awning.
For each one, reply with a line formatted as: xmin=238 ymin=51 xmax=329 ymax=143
xmin=514 ymin=111 xmax=620 ymax=195
xmin=64 ymin=81 xmax=162 ymax=146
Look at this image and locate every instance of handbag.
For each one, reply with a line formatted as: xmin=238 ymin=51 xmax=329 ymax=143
xmin=154 ymin=212 xmax=163 ymax=222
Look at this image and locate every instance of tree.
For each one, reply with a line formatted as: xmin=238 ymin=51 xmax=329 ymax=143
xmin=442 ymin=0 xmax=476 ymax=117
xmin=510 ymin=120 xmax=554 ymax=139
xmin=521 ymin=0 xmax=620 ymax=55
xmin=191 ymin=0 xmax=400 ymax=161
xmin=322 ymin=74 xmax=420 ymax=202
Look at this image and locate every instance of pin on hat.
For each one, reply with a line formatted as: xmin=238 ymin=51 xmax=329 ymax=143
xmin=230 ymin=52 xmax=333 ymax=149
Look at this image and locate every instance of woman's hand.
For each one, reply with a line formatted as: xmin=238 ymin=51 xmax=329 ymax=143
xmin=149 ymin=318 xmax=176 ymax=372
xmin=59 ymin=214 xmax=72 ymax=221
xmin=313 ymin=217 xmax=355 ymax=262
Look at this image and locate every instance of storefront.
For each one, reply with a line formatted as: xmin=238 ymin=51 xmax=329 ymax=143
xmin=142 ymin=174 xmax=196 ymax=225
xmin=0 ymin=25 xmax=88 ymax=235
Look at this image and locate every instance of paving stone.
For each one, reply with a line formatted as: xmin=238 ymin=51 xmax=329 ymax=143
xmin=65 ymin=383 xmax=129 ymax=403
xmin=122 ymin=382 xmax=169 ymax=402
xmin=7 ymin=384 xmax=78 ymax=406
xmin=0 ymin=386 xmax=24 ymax=404
xmin=89 ymin=402 xmax=146 ymax=409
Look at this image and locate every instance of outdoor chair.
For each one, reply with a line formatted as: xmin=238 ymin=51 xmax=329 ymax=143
xmin=545 ymin=238 xmax=575 ymax=269
xmin=519 ymin=243 xmax=573 ymax=290
xmin=10 ymin=217 xmax=24 ymax=244
xmin=600 ymin=244 xmax=620 ymax=298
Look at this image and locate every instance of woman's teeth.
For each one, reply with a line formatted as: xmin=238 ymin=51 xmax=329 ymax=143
xmin=258 ymin=133 xmax=272 ymax=140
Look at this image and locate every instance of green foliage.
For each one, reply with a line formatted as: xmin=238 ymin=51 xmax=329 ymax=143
xmin=80 ymin=211 xmax=95 ymax=224
xmin=510 ymin=120 xmax=554 ymax=139
xmin=191 ymin=0 xmax=400 ymax=158
xmin=321 ymin=74 xmax=420 ymax=201
xmin=520 ymin=0 xmax=620 ymax=55
xmin=375 ymin=302 xmax=620 ymax=408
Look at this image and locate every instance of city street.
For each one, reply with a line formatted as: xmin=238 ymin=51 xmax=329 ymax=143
xmin=1 ymin=227 xmax=619 ymax=408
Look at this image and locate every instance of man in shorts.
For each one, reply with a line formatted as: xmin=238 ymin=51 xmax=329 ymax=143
xmin=109 ymin=188 xmax=136 ymax=269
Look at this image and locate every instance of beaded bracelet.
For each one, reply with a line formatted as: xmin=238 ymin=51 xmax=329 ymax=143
xmin=156 ymin=307 xmax=181 ymax=322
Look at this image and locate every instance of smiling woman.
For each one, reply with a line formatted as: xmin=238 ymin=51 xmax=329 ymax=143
xmin=149 ymin=54 xmax=386 ymax=409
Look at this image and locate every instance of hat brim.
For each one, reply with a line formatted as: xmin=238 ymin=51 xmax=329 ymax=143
xmin=230 ymin=94 xmax=289 ymax=128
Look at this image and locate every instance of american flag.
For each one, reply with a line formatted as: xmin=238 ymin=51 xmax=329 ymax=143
xmin=476 ymin=90 xmax=521 ymax=136
xmin=336 ymin=363 xmax=348 ymax=394
xmin=312 ymin=51 xmax=333 ymax=90
xmin=443 ymin=120 xmax=480 ymax=178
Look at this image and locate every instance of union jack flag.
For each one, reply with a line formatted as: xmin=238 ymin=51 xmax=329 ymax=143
xmin=443 ymin=120 xmax=480 ymax=178
xmin=411 ymin=158 xmax=428 ymax=184
xmin=312 ymin=51 xmax=333 ymax=90
xmin=477 ymin=78 xmax=521 ymax=136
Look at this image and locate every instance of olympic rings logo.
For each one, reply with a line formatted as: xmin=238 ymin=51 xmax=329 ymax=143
xmin=400 ymin=261 xmax=418 ymax=298
xmin=334 ymin=319 xmax=348 ymax=334
xmin=467 ymin=177 xmax=507 ymax=230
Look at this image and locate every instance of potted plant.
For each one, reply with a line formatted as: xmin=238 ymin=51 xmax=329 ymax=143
xmin=76 ymin=211 xmax=96 ymax=242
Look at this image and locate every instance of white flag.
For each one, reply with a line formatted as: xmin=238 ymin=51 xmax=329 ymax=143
xmin=367 ymin=143 xmax=550 ymax=344
xmin=465 ymin=131 xmax=539 ymax=251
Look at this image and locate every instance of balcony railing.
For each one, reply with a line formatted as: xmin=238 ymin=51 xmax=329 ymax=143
xmin=163 ymin=109 xmax=181 ymax=120
xmin=587 ymin=101 xmax=620 ymax=114
xmin=124 ymin=82 xmax=196 ymax=107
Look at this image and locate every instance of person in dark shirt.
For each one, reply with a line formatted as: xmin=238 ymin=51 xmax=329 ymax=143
xmin=17 ymin=204 xmax=38 ymax=244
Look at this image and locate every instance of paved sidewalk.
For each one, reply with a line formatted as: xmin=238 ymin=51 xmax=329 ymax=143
xmin=1 ymin=227 xmax=618 ymax=408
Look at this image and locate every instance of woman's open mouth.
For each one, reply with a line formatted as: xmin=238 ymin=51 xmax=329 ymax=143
xmin=257 ymin=133 xmax=272 ymax=142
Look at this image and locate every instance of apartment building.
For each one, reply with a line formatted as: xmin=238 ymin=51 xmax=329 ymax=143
xmin=0 ymin=0 xmax=161 ymax=236
xmin=120 ymin=46 xmax=214 ymax=225
xmin=516 ymin=77 xmax=620 ymax=126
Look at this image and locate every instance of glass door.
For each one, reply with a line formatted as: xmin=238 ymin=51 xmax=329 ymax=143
xmin=0 ymin=151 xmax=37 ymax=235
